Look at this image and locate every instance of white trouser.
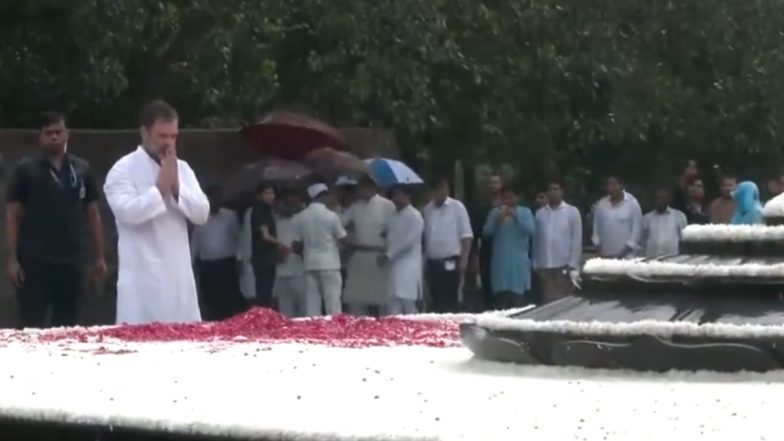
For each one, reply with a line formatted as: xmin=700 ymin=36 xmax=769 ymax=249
xmin=239 ymin=260 xmax=256 ymax=300
xmin=275 ymin=275 xmax=313 ymax=318
xmin=305 ymin=270 xmax=343 ymax=315
xmin=387 ymin=298 xmax=419 ymax=315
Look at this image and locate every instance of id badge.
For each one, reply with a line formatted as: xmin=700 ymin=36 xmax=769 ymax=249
xmin=444 ymin=260 xmax=456 ymax=271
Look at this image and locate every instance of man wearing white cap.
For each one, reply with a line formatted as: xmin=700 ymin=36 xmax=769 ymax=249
xmin=294 ymin=183 xmax=348 ymax=315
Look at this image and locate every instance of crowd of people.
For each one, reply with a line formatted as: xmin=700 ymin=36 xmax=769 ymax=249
xmin=160 ymin=157 xmax=784 ymax=321
xmin=6 ymin=101 xmax=784 ymax=329
xmin=197 ymin=175 xmax=462 ymax=319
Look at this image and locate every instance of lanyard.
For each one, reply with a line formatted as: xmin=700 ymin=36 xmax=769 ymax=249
xmin=50 ymin=162 xmax=77 ymax=188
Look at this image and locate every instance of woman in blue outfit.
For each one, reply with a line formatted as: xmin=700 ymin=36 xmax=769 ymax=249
xmin=730 ymin=181 xmax=764 ymax=225
xmin=482 ymin=186 xmax=535 ymax=309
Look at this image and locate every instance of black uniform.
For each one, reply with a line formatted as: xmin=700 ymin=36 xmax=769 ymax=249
xmin=250 ymin=201 xmax=278 ymax=308
xmin=7 ymin=154 xmax=99 ymax=328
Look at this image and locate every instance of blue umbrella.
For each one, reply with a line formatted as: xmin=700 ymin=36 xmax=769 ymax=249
xmin=366 ymin=157 xmax=424 ymax=188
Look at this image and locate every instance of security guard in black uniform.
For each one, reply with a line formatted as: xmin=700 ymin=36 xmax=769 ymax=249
xmin=5 ymin=111 xmax=107 ymax=328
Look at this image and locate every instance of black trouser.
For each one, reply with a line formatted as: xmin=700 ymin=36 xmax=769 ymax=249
xmin=253 ymin=263 xmax=276 ymax=309
xmin=426 ymin=257 xmax=461 ymax=313
xmin=340 ymin=267 xmax=348 ymax=314
xmin=197 ymin=258 xmax=248 ymax=321
xmin=479 ymin=249 xmax=493 ymax=311
xmin=17 ymin=261 xmax=84 ymax=329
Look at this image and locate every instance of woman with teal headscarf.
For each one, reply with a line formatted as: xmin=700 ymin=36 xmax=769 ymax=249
xmin=730 ymin=181 xmax=764 ymax=225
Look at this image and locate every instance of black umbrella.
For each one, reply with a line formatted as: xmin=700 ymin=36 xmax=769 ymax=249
xmin=223 ymin=158 xmax=314 ymax=209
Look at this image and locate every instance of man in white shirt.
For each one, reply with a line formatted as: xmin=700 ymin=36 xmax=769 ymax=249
xmin=378 ymin=185 xmax=424 ymax=314
xmin=423 ymin=177 xmax=473 ymax=313
xmin=191 ymin=186 xmax=246 ymax=320
xmin=274 ymin=191 xmax=309 ymax=317
xmin=641 ymin=188 xmax=688 ymax=258
xmin=237 ymin=206 xmax=256 ymax=301
xmin=104 ymin=100 xmax=209 ymax=324
xmin=294 ymin=183 xmax=348 ymax=315
xmin=343 ymin=175 xmax=396 ymax=315
xmin=532 ymin=181 xmax=582 ymax=304
xmin=591 ymin=176 xmax=643 ymax=258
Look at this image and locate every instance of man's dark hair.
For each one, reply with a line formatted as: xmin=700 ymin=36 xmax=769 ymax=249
xmin=38 ymin=110 xmax=66 ymax=130
xmin=500 ymin=185 xmax=517 ymax=195
xmin=721 ymin=174 xmax=737 ymax=183
xmin=604 ymin=175 xmax=626 ymax=187
xmin=256 ymin=182 xmax=276 ymax=194
xmin=487 ymin=172 xmax=502 ymax=180
xmin=281 ymin=188 xmax=304 ymax=200
xmin=546 ymin=180 xmax=563 ymax=190
xmin=430 ymin=176 xmax=450 ymax=189
xmin=389 ymin=185 xmax=413 ymax=197
xmin=654 ymin=185 xmax=672 ymax=196
xmin=139 ymin=100 xmax=178 ymax=128
xmin=768 ymin=170 xmax=784 ymax=182
xmin=686 ymin=175 xmax=704 ymax=187
xmin=358 ymin=174 xmax=376 ymax=188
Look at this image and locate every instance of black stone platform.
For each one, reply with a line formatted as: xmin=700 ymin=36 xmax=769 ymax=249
xmin=461 ymin=265 xmax=784 ymax=372
xmin=0 ymin=416 xmax=350 ymax=441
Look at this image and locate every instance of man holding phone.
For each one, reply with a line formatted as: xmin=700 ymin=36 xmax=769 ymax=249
xmin=482 ymin=186 xmax=535 ymax=309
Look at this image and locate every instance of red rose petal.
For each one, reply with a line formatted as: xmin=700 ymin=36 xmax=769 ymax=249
xmin=9 ymin=308 xmax=460 ymax=348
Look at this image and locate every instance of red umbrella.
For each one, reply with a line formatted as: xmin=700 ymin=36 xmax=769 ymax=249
xmin=239 ymin=111 xmax=349 ymax=160
xmin=223 ymin=157 xmax=315 ymax=209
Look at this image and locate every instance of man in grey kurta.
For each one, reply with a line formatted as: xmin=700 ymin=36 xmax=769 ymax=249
xmin=343 ymin=176 xmax=395 ymax=315
xmin=591 ymin=176 xmax=643 ymax=258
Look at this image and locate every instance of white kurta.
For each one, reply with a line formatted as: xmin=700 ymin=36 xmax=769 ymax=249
xmin=237 ymin=209 xmax=256 ymax=300
xmin=104 ymin=146 xmax=210 ymax=325
xmin=385 ymin=205 xmax=424 ymax=301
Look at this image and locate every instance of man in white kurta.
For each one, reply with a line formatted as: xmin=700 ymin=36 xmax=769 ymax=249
xmin=381 ymin=186 xmax=424 ymax=315
xmin=343 ymin=176 xmax=396 ymax=315
xmin=104 ymin=101 xmax=210 ymax=324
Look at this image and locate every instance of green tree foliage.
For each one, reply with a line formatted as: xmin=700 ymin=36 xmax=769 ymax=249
xmin=3 ymin=0 xmax=784 ymax=202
